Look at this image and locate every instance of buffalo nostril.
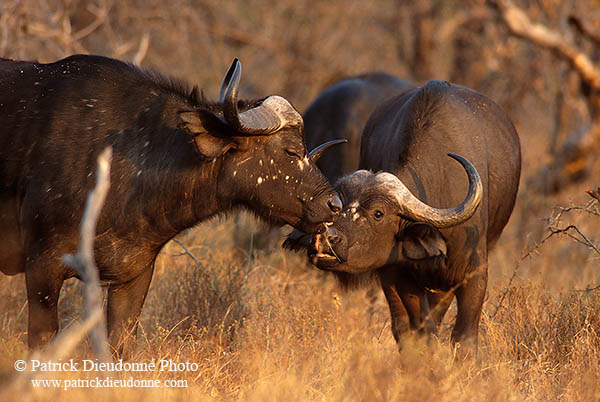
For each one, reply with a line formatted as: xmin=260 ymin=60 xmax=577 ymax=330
xmin=326 ymin=228 xmax=341 ymax=245
xmin=327 ymin=196 xmax=343 ymax=214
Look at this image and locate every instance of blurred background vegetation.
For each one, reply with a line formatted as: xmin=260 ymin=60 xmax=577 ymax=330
xmin=1 ymin=0 xmax=600 ymax=400
xmin=3 ymin=0 xmax=600 ymax=193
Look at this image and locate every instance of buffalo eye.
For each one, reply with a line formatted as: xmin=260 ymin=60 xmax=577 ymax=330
xmin=373 ymin=210 xmax=384 ymax=221
xmin=285 ymin=148 xmax=301 ymax=158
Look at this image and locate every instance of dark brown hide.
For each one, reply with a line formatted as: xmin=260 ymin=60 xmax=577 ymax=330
xmin=0 ymin=55 xmax=341 ymax=354
xmin=288 ymin=80 xmax=521 ymax=355
xmin=304 ymin=73 xmax=415 ymax=183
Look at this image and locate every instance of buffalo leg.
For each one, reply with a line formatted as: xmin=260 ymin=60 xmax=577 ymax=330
xmin=452 ymin=263 xmax=488 ymax=355
xmin=25 ymin=263 xmax=64 ymax=348
xmin=366 ymin=285 xmax=380 ymax=324
xmin=427 ymin=291 xmax=454 ymax=327
xmin=395 ymin=280 xmax=437 ymax=335
xmin=381 ymin=282 xmax=409 ymax=344
xmin=418 ymin=292 xmax=437 ymax=333
xmin=106 ymin=266 xmax=154 ymax=356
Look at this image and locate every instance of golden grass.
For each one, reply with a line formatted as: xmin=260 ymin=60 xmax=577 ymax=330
xmin=1 ymin=212 xmax=599 ymax=401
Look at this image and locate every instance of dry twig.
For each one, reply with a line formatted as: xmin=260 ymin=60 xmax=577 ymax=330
xmin=62 ymin=146 xmax=113 ymax=364
xmin=494 ymin=0 xmax=600 ymax=193
xmin=496 ymin=0 xmax=600 ymax=90
xmin=133 ymin=32 xmax=150 ymax=65
xmin=490 ymin=199 xmax=600 ymax=318
xmin=2 ymin=147 xmax=113 ymax=399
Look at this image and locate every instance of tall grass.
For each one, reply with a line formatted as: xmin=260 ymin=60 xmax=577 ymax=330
xmin=2 ymin=225 xmax=599 ymax=401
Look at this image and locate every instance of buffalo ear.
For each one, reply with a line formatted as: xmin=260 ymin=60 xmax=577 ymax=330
xmin=179 ymin=110 xmax=238 ymax=160
xmin=399 ymin=223 xmax=447 ymax=260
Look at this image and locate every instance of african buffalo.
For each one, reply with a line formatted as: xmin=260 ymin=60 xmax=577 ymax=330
xmin=286 ymin=80 xmax=521 ymax=354
xmin=0 ymin=55 xmax=342 ymax=353
xmin=304 ymin=73 xmax=415 ymax=183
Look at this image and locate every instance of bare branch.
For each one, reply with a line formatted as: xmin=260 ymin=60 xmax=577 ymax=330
xmin=546 ymin=224 xmax=600 ymax=256
xmin=574 ymin=284 xmax=600 ymax=293
xmin=488 ymin=267 xmax=519 ymax=320
xmin=172 ymin=239 xmax=223 ymax=302
xmin=61 ymin=147 xmax=113 ymax=364
xmin=0 ymin=309 xmax=104 ymax=400
xmin=71 ymin=2 xmax=110 ymax=43
xmin=496 ymin=0 xmax=600 ymax=90
xmin=3 ymin=148 xmax=113 ymax=400
xmin=492 ymin=198 xmax=600 ymax=319
xmin=133 ymin=32 xmax=150 ymax=66
xmin=173 ymin=238 xmax=203 ymax=267
xmin=0 ymin=1 xmax=22 ymax=57
xmin=553 ymin=205 xmax=600 ymax=218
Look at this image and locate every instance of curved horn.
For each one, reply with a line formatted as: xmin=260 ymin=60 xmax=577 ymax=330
xmin=237 ymin=96 xmax=289 ymax=134
xmin=220 ymin=58 xmax=243 ymax=130
xmin=309 ymin=139 xmax=348 ymax=162
xmin=218 ymin=58 xmax=240 ymax=104
xmin=385 ymin=153 xmax=483 ymax=228
xmin=219 ymin=59 xmax=287 ymax=135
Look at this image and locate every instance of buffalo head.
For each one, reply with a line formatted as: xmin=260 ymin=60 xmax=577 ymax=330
xmin=179 ymin=59 xmax=343 ymax=232
xmin=285 ymin=154 xmax=482 ymax=272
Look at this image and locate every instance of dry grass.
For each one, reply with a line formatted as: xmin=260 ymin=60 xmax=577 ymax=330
xmin=1 ymin=214 xmax=599 ymax=401
xmin=2 ymin=0 xmax=600 ymax=400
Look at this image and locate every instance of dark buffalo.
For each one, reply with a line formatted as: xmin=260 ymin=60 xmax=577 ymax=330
xmin=304 ymin=73 xmax=415 ymax=183
xmin=287 ymin=80 xmax=521 ymax=354
xmin=234 ymin=73 xmax=413 ymax=253
xmin=0 ymin=55 xmax=342 ymax=353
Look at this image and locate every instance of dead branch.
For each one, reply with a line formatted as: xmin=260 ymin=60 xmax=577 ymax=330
xmin=0 ymin=1 xmax=22 ymax=56
xmin=172 ymin=239 xmax=223 ymax=302
xmin=574 ymin=284 xmax=600 ymax=293
xmin=495 ymin=0 xmax=600 ymax=193
xmin=438 ymin=7 xmax=492 ymax=41
xmin=173 ymin=238 xmax=203 ymax=267
xmin=133 ymin=32 xmax=150 ymax=65
xmin=62 ymin=146 xmax=112 ymax=364
xmin=522 ymin=200 xmax=600 ymax=258
xmin=546 ymin=224 xmax=600 ymax=256
xmin=0 ymin=309 xmax=105 ymax=400
xmin=71 ymin=2 xmax=110 ymax=43
xmin=491 ymin=199 xmax=600 ymax=318
xmin=553 ymin=200 xmax=600 ymax=219
xmin=488 ymin=267 xmax=519 ymax=320
xmin=211 ymin=22 xmax=279 ymax=52
xmin=2 ymin=147 xmax=113 ymax=400
xmin=521 ymin=199 xmax=600 ymax=260
xmin=553 ymin=206 xmax=600 ymax=218
xmin=24 ymin=0 xmax=110 ymax=56
xmin=496 ymin=0 xmax=600 ymax=90
xmin=528 ymin=122 xmax=600 ymax=193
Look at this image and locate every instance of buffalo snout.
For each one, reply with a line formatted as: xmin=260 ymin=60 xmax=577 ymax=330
xmin=308 ymin=226 xmax=346 ymax=268
xmin=322 ymin=226 xmax=342 ymax=245
xmin=327 ymin=195 xmax=343 ymax=215
xmin=298 ymin=190 xmax=343 ymax=233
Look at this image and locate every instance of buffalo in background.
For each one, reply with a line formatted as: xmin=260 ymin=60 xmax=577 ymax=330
xmin=304 ymin=73 xmax=415 ymax=183
xmin=0 ymin=55 xmax=343 ymax=354
xmin=287 ymin=80 xmax=521 ymax=354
